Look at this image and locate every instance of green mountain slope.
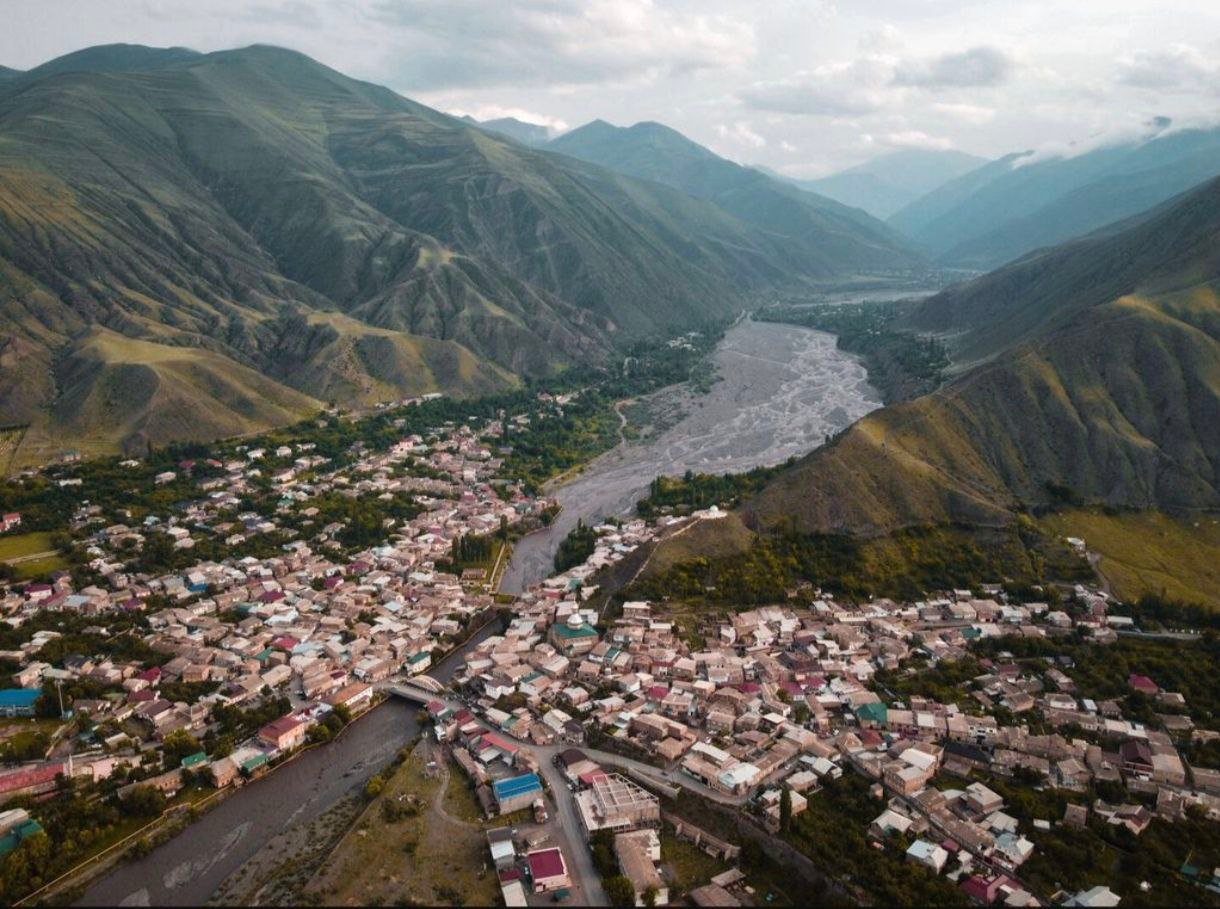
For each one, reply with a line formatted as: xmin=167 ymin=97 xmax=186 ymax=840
xmin=748 ymin=176 xmax=1220 ymax=534
xmin=790 ymin=149 xmax=987 ymax=220
xmin=0 ymin=44 xmax=916 ymax=464
xmin=548 ymin=120 xmax=921 ymax=276
xmin=889 ymin=126 xmax=1220 ymax=268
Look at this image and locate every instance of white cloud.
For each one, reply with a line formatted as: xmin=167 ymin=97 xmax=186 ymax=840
xmin=739 ymin=57 xmax=895 ymax=117
xmin=892 ymin=45 xmax=1013 ymax=88
xmin=878 ymin=130 xmax=955 ymax=150
xmin=931 ymin=101 xmax=996 ymax=124
xmin=715 ymin=121 xmax=767 ymax=148
xmin=370 ymin=0 xmax=755 ymax=91
xmin=1116 ymin=44 xmax=1220 ymax=93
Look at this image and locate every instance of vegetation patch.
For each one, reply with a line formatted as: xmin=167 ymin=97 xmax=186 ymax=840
xmin=1039 ymin=509 xmax=1220 ymax=609
xmin=632 ymin=519 xmax=1091 ymax=606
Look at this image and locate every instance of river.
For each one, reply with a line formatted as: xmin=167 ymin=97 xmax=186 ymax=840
xmin=76 ymin=620 xmax=501 ymax=907
xmin=500 ymin=318 xmax=881 ymax=593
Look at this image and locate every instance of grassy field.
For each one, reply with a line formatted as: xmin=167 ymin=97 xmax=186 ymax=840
xmin=1040 ymin=509 xmax=1220 ymax=608
xmin=0 ymin=531 xmax=55 ymax=561
xmin=304 ymin=746 xmax=499 ymax=907
xmin=659 ymin=831 xmax=729 ymax=898
xmin=645 ymin=513 xmax=756 ymax=577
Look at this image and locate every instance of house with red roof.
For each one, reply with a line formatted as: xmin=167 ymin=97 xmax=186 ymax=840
xmin=1128 ymin=674 xmax=1159 ymax=696
xmin=527 ymin=847 xmax=570 ymax=892
xmin=258 ymin=714 xmax=310 ymax=752
xmin=0 ymin=762 xmax=64 ymax=800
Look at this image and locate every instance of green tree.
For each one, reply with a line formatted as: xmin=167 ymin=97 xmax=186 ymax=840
xmin=605 ymin=875 xmax=635 ymax=907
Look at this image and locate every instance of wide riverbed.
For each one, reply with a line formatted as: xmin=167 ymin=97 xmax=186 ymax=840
xmin=500 ymin=319 xmax=881 ymax=593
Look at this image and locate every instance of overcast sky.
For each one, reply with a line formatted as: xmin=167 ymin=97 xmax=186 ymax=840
xmin=5 ymin=0 xmax=1220 ymax=176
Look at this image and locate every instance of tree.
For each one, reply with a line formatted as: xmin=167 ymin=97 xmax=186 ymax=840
xmin=123 ymin=784 xmax=167 ymax=818
xmin=605 ymin=875 xmax=635 ymax=907
xmin=161 ymin=729 xmax=201 ymax=764
xmin=780 ymin=786 xmax=793 ymax=833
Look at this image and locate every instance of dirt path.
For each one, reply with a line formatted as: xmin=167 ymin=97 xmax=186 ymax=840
xmin=1 ymin=550 xmax=57 ymax=565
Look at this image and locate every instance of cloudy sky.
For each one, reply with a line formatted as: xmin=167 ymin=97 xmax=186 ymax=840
xmin=5 ymin=0 xmax=1220 ymax=176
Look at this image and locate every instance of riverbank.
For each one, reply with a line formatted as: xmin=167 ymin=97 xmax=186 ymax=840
xmin=74 ymin=619 xmax=502 ymax=906
xmin=500 ymin=319 xmax=881 ymax=593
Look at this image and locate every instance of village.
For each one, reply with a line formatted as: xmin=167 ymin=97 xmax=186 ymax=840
xmin=0 ymin=394 xmax=1218 ymax=907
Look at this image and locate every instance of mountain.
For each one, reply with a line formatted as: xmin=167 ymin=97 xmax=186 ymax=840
xmin=747 ymin=176 xmax=1220 ymax=535
xmin=787 ymin=149 xmax=987 ymax=220
xmin=17 ymin=44 xmax=201 ymax=80
xmin=0 ymin=66 xmax=21 ymax=83
xmin=890 ymin=125 xmax=1220 ymax=268
xmin=462 ymin=115 xmax=551 ymax=146
xmin=548 ymin=120 xmax=921 ymax=276
xmin=0 ymin=45 xmax=916 ymax=464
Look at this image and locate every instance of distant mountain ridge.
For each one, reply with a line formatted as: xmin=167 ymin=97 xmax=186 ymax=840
xmin=890 ymin=125 xmax=1220 ymax=268
xmin=783 ymin=148 xmax=987 ymax=220
xmin=549 ymin=119 xmax=921 ymax=275
xmin=747 ymin=175 xmax=1220 ymax=534
xmin=462 ymin=115 xmax=551 ymax=146
xmin=0 ymin=44 xmax=918 ymax=465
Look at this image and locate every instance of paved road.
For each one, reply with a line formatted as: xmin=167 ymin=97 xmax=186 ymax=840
xmin=535 ymin=756 xmax=609 ymax=906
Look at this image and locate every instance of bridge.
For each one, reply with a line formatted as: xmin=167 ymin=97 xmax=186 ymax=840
xmin=384 ymin=674 xmax=447 ymax=705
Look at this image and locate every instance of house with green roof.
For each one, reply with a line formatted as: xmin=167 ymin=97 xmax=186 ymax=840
xmin=855 ymin=700 xmax=888 ymax=728
xmin=548 ymin=619 xmax=599 ymax=657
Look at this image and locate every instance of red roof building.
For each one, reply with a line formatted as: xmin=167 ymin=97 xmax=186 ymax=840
xmin=1128 ymin=674 xmax=1159 ymax=696
xmin=527 ymin=847 xmax=570 ymax=892
xmin=258 ymin=715 xmax=309 ymax=752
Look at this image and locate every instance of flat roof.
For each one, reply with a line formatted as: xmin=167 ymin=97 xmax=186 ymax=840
xmin=527 ymin=847 xmax=567 ymax=880
xmin=493 ymin=773 xmax=542 ymax=801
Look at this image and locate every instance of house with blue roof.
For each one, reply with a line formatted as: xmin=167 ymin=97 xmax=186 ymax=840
xmin=0 ymin=689 xmax=41 ymax=718
xmin=492 ymin=772 xmax=543 ymax=814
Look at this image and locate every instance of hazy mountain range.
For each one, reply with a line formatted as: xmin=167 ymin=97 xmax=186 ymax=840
xmin=0 ymin=44 xmax=917 ymax=463
xmin=771 ymin=148 xmax=987 ymax=220
xmin=2 ymin=41 xmax=1219 ymax=541
xmin=889 ymin=124 xmax=1220 ymax=268
xmin=747 ymin=174 xmax=1220 ymax=533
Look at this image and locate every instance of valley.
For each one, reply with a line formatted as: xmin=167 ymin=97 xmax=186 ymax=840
xmin=1 ymin=22 xmax=1220 ymax=909
xmin=499 ymin=318 xmax=882 ymax=593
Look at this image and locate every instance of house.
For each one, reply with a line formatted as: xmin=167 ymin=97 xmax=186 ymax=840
xmin=1065 ymin=885 xmax=1121 ymax=907
xmin=0 ymin=513 xmax=20 ymax=533
xmin=1119 ymin=740 xmax=1153 ymax=778
xmin=0 ymin=689 xmax=41 ymax=718
xmin=492 ymin=772 xmax=543 ymax=815
xmin=487 ymin=826 xmax=516 ymax=870
xmin=549 ymin=618 xmax=599 ymax=657
xmin=526 ymin=847 xmax=571 ymax=892
xmin=257 ymin=715 xmax=310 ymax=752
xmin=615 ymin=829 xmax=668 ymax=906
xmin=907 ymin=839 xmax=949 ymax=874
xmin=1128 ymin=673 xmax=1159 ymax=696
xmin=964 ymin=781 xmax=1004 ymax=816
xmin=326 ymin=682 xmax=374 ymax=714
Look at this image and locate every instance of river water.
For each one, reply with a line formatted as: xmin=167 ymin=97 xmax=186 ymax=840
xmin=500 ymin=319 xmax=881 ymax=593
xmin=76 ymin=621 xmax=500 ymax=907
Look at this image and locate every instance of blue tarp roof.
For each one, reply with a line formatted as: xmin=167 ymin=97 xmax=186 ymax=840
xmin=0 ymin=689 xmax=40 ymax=708
xmin=492 ymin=773 xmax=542 ymax=801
